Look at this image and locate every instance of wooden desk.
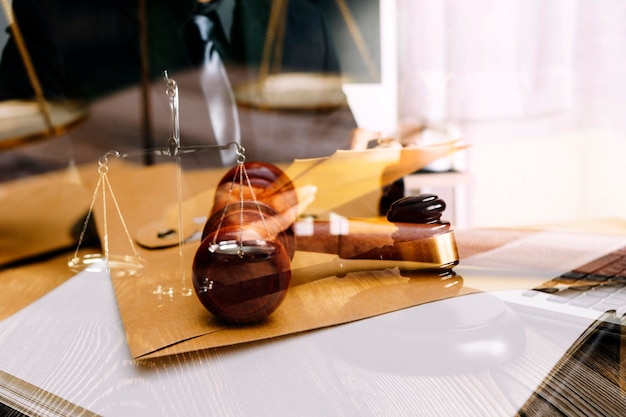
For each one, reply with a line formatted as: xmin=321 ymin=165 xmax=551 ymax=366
xmin=0 ymin=158 xmax=625 ymax=416
xmin=0 ymin=227 xmax=625 ymax=416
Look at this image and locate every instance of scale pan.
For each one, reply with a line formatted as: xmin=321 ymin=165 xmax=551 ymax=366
xmin=0 ymin=99 xmax=88 ymax=150
xmin=68 ymin=253 xmax=144 ymax=278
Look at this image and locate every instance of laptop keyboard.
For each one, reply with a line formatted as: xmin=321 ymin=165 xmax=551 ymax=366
xmin=522 ymin=246 xmax=626 ymax=315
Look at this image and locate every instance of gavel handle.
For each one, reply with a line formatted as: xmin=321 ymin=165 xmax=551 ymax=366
xmin=295 ymin=219 xmax=458 ymax=264
xmin=291 ymin=232 xmax=459 ymax=286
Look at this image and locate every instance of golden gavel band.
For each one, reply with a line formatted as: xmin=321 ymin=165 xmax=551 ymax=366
xmin=192 ymin=162 xmax=459 ymax=324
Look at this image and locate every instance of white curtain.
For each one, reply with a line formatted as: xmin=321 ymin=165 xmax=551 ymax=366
xmin=396 ymin=0 xmax=626 ymax=130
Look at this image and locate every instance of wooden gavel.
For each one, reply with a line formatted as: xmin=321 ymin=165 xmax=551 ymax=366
xmin=192 ymin=162 xmax=459 ymax=324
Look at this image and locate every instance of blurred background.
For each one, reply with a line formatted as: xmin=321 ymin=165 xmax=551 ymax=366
xmin=1 ymin=0 xmax=625 ymax=229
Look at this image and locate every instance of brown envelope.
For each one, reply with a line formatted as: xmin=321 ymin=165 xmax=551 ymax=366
xmin=87 ymin=145 xmax=469 ymax=359
xmin=136 ymin=141 xmax=468 ymax=248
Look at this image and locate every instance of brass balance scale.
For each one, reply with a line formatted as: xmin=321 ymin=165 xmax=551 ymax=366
xmin=0 ymin=0 xmax=88 ymax=149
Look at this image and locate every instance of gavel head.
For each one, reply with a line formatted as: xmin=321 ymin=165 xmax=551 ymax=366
xmin=192 ymin=162 xmax=296 ymax=324
xmin=202 ymin=161 xmax=297 ymax=256
xmin=209 ymin=162 xmax=298 ymax=225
